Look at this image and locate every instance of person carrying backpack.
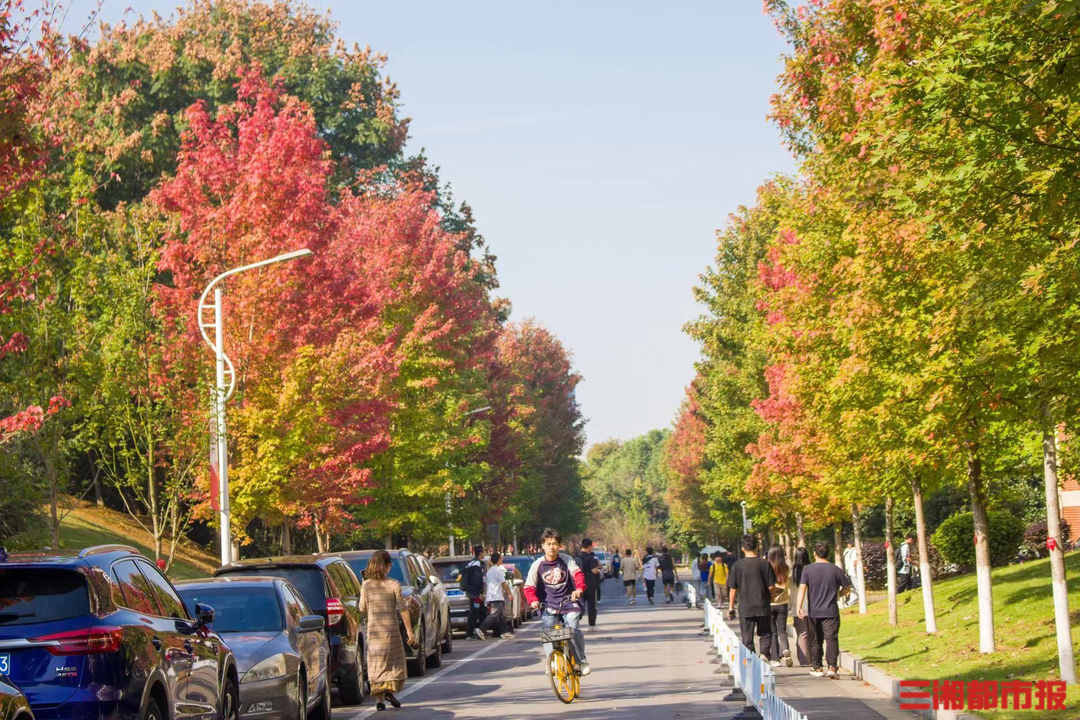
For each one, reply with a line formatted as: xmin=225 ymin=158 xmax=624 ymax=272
xmin=462 ymin=544 xmax=488 ymax=639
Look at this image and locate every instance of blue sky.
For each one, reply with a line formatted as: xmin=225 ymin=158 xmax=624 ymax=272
xmin=68 ymin=1 xmax=795 ymax=449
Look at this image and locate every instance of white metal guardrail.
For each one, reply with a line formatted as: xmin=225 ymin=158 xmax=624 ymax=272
xmin=704 ymin=599 xmax=808 ymax=720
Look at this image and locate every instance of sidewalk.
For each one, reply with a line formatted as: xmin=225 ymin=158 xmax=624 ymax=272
xmin=716 ymin=614 xmax=918 ymax=720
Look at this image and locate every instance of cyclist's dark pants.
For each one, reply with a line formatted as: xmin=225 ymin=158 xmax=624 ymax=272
xmin=583 ymin=586 xmax=598 ymax=627
xmin=645 ymin=579 xmax=656 ymax=601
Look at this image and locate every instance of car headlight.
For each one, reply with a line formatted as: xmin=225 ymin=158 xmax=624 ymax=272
xmin=243 ymin=654 xmax=287 ymax=683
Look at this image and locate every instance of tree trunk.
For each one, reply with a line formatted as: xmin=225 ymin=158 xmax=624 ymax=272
xmin=282 ymin=520 xmax=292 ymax=555
xmin=852 ymin=504 xmax=867 ymax=615
xmin=834 ymin=521 xmax=843 ymax=568
xmin=1042 ymin=403 xmax=1077 ymax=684
xmin=795 ymin=513 xmax=805 ymax=547
xmin=385 ymin=532 xmax=392 ymax=550
xmin=315 ymin=521 xmax=327 ymax=553
xmin=45 ymin=449 xmax=61 ymax=550
xmin=93 ymin=475 xmax=104 ymax=507
xmin=885 ymin=495 xmax=898 ymax=626
xmin=911 ymin=476 xmax=937 ymax=633
xmin=967 ymin=436 xmax=995 ymax=653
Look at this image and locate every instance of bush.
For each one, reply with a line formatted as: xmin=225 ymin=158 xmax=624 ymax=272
xmin=931 ymin=510 xmax=1026 ymax=569
xmin=858 ymin=540 xmax=888 ymax=591
xmin=1021 ymin=517 xmax=1072 ymax=559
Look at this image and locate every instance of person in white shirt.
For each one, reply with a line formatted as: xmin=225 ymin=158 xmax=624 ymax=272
xmin=477 ymin=552 xmax=514 ymax=639
xmin=842 ymin=541 xmax=859 ymax=607
xmin=641 ymin=546 xmax=662 ymax=605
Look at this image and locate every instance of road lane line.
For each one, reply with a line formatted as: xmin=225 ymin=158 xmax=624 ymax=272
xmin=343 ymin=621 xmax=541 ymax=719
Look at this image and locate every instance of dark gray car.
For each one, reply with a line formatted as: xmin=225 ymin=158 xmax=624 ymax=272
xmin=0 ymin=677 xmax=32 ymax=720
xmin=176 ymin=577 xmax=330 ymax=720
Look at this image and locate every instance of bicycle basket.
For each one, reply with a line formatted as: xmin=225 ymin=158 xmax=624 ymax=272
xmin=541 ymin=626 xmax=574 ymax=643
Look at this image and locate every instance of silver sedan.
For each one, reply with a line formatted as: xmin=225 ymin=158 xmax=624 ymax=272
xmin=177 ymin=577 xmax=330 ymax=720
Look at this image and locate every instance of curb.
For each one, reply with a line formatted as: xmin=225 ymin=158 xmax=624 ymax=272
xmin=784 ymin=623 xmax=980 ymax=720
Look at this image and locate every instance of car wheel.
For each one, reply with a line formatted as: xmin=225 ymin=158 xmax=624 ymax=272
xmin=143 ymin=698 xmax=164 ymax=720
xmin=337 ymin=651 xmax=365 ymax=706
xmin=297 ymin=672 xmax=308 ymax=720
xmin=407 ymin=629 xmax=426 ymax=677
xmin=308 ymin=670 xmax=331 ymax=720
xmin=441 ymin=619 xmax=453 ymax=654
xmin=222 ymin=677 xmax=240 ymax=720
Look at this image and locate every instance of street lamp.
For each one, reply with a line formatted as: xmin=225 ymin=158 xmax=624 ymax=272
xmin=447 ymin=405 xmax=492 ymax=555
xmin=198 ymin=249 xmax=313 ymax=566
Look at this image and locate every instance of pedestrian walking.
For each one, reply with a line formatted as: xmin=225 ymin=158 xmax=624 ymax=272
xmin=796 ymin=541 xmax=852 ymax=679
xmin=727 ymin=534 xmax=776 ymax=660
xmin=767 ymin=544 xmax=793 ymax=667
xmin=642 ymin=547 xmax=660 ymax=604
xmin=842 ymin=540 xmax=859 ymax=607
xmin=708 ymin=551 xmax=728 ymax=606
xmin=896 ymin=534 xmax=915 ymax=592
xmin=621 ymin=548 xmax=640 ymax=604
xmin=360 ymin=550 xmax=418 ymax=711
xmin=791 ymin=546 xmax=811 ymax=665
xmin=658 ymin=546 xmax=678 ymax=603
xmin=578 ymin=538 xmax=602 ymax=629
xmin=462 ymin=544 xmax=488 ymax=639
xmin=612 ymin=550 xmax=621 ymax=581
xmin=478 ymin=552 xmax=515 ymax=639
xmin=695 ymin=553 xmax=711 ymax=608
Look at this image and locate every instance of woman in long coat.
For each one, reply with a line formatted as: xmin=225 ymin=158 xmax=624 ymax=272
xmin=360 ymin=550 xmax=418 ymax=711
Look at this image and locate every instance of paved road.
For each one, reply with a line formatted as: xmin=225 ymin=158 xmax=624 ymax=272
xmin=337 ymin=596 xmax=733 ymax=719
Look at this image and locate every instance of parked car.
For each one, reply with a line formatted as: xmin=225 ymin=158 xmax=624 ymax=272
xmin=500 ymin=556 xmax=538 ymax=620
xmin=176 ymin=577 xmax=330 ymax=720
xmin=0 ymin=677 xmax=33 ymax=720
xmin=329 ymin=550 xmax=447 ymax=677
xmin=502 ymin=565 xmax=527 ymax=627
xmin=0 ymin=545 xmax=239 ymax=720
xmin=214 ymin=555 xmax=367 ymax=705
xmin=411 ymin=554 xmax=451 ymax=655
xmin=430 ymin=556 xmax=486 ymax=635
xmin=594 ymin=551 xmax=611 ymax=578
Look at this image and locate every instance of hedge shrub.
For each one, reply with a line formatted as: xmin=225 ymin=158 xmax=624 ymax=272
xmin=931 ymin=510 xmax=1025 ymax=568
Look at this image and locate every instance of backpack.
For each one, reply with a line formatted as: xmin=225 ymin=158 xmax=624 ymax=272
xmin=461 ymin=559 xmax=485 ymax=597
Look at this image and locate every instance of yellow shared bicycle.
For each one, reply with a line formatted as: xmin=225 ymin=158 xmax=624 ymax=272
xmin=541 ymin=604 xmax=581 ymax=703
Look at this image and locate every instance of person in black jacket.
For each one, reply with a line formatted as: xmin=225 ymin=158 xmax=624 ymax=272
xmin=462 ymin=545 xmax=488 ymax=639
xmin=578 ymin=538 xmax=602 ymax=628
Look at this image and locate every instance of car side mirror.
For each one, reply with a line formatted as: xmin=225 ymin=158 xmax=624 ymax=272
xmin=298 ymin=615 xmax=325 ymax=633
xmin=513 ymin=579 xmax=524 ymax=587
xmin=429 ymin=575 xmax=440 ymax=585
xmin=195 ymin=603 xmax=215 ymax=627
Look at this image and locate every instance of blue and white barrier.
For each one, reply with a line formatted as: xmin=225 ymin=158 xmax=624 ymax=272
xmin=704 ymin=599 xmax=808 ymax=720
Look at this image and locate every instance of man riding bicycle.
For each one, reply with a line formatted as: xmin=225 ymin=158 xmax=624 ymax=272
xmin=524 ymin=528 xmax=592 ymax=676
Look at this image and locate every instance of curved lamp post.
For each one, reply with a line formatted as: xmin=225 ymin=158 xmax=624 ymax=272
xmin=198 ymin=249 xmax=313 ymax=565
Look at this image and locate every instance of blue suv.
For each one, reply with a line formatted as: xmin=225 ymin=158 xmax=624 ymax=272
xmin=0 ymin=545 xmax=239 ymax=720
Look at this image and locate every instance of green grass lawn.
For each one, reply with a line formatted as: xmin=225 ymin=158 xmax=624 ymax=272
xmin=7 ymin=500 xmax=218 ymax=581
xmin=840 ymin=552 xmax=1080 ymax=719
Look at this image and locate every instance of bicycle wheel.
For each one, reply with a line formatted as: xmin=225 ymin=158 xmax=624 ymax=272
xmin=548 ymin=648 xmax=575 ymax=703
xmin=568 ymin=653 xmax=581 ymax=697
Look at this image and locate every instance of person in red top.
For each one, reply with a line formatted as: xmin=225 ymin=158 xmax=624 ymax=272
xmin=524 ymin=528 xmax=590 ymax=676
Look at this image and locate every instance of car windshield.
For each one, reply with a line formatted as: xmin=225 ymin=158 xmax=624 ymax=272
xmin=218 ymin=567 xmax=326 ymax=610
xmin=342 ymin=557 xmax=406 ymax=585
xmin=595 ymin=552 xmax=607 ymax=561
xmin=0 ymin=569 xmax=89 ymax=625
xmin=432 ymin=562 xmax=468 ymax=583
xmin=177 ymin=587 xmax=284 ymax=633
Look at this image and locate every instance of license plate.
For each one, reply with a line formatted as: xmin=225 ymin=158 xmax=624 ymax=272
xmin=0 ymin=653 xmax=9 ymax=675
xmin=447 ymin=589 xmax=465 ymax=597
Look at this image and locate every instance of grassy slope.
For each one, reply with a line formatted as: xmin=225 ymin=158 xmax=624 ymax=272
xmin=11 ymin=499 xmax=218 ymax=580
xmin=840 ymin=551 xmax=1080 ymax=719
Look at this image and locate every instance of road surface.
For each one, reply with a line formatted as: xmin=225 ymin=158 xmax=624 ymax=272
xmin=337 ymin=597 xmax=727 ymax=719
